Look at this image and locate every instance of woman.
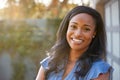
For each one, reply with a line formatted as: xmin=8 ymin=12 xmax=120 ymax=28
xmin=36 ymin=6 xmax=113 ymax=80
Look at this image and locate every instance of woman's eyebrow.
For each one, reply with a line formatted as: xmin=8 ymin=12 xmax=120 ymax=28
xmin=70 ymin=21 xmax=95 ymax=28
xmin=84 ymin=24 xmax=92 ymax=26
xmin=83 ymin=24 xmax=95 ymax=28
xmin=70 ymin=22 xmax=93 ymax=27
xmin=70 ymin=22 xmax=78 ymax=25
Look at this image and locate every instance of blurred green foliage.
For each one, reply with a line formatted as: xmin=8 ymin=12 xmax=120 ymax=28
xmin=0 ymin=0 xmax=79 ymax=79
xmin=0 ymin=0 xmax=78 ymax=19
xmin=0 ymin=19 xmax=61 ymax=80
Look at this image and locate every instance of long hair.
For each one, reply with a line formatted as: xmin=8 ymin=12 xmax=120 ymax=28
xmin=45 ymin=6 xmax=106 ymax=79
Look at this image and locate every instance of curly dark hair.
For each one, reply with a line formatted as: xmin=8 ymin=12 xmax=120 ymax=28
xmin=45 ymin=6 xmax=106 ymax=79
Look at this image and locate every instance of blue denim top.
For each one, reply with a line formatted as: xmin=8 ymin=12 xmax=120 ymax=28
xmin=40 ymin=57 xmax=112 ymax=80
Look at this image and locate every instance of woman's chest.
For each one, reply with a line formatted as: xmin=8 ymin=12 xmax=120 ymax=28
xmin=47 ymin=63 xmax=78 ymax=80
xmin=62 ymin=62 xmax=76 ymax=80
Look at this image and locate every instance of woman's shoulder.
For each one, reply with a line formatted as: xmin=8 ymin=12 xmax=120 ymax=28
xmin=91 ymin=59 xmax=113 ymax=73
xmin=92 ymin=59 xmax=110 ymax=69
xmin=86 ymin=59 xmax=113 ymax=79
xmin=40 ymin=56 xmax=50 ymax=70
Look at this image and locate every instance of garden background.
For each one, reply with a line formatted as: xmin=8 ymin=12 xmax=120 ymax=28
xmin=0 ymin=0 xmax=91 ymax=80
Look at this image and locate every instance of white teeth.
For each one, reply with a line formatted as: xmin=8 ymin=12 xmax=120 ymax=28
xmin=72 ymin=38 xmax=83 ymax=43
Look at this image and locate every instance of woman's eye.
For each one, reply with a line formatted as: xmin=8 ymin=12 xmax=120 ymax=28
xmin=70 ymin=25 xmax=77 ymax=29
xmin=84 ymin=28 xmax=91 ymax=31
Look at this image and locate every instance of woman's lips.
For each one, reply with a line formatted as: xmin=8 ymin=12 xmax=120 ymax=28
xmin=72 ymin=38 xmax=83 ymax=44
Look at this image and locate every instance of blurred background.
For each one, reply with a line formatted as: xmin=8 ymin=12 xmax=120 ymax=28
xmin=0 ymin=0 xmax=119 ymax=80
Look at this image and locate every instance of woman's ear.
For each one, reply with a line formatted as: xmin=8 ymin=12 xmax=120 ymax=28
xmin=93 ymin=32 xmax=96 ymax=38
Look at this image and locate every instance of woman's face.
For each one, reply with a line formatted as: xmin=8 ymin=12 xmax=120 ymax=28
xmin=66 ymin=13 xmax=96 ymax=52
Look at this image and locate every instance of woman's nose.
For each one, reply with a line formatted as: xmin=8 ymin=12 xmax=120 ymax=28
xmin=74 ymin=29 xmax=82 ymax=37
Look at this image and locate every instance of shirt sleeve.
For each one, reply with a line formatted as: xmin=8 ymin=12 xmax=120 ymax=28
xmin=40 ymin=57 xmax=50 ymax=70
xmin=85 ymin=60 xmax=113 ymax=80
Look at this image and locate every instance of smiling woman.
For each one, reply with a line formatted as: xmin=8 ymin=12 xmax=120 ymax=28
xmin=36 ymin=6 xmax=113 ymax=80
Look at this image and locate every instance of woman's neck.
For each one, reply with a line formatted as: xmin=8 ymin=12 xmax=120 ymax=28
xmin=69 ymin=49 xmax=86 ymax=62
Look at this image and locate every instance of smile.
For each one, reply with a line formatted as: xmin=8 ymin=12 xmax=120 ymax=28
xmin=72 ymin=38 xmax=83 ymax=44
